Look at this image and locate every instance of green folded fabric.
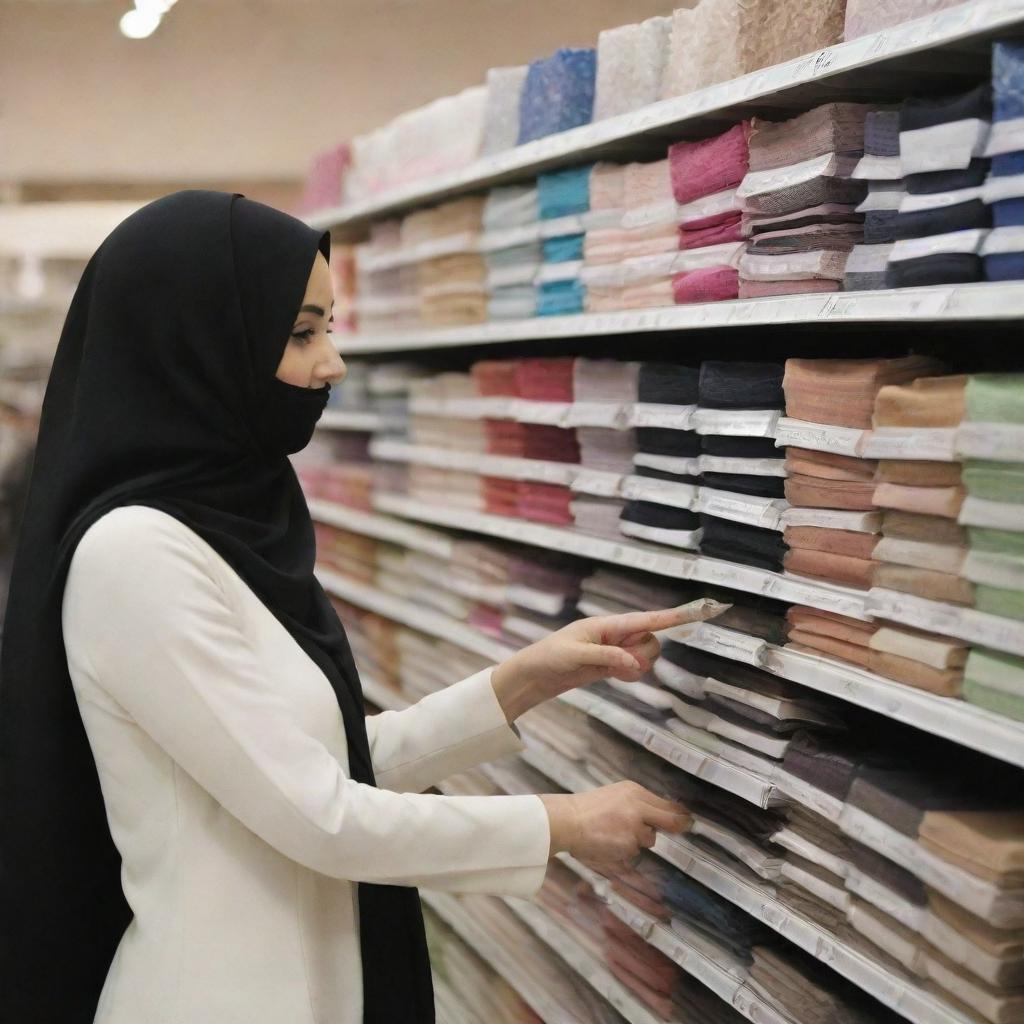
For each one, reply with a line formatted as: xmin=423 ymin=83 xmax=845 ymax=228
xmin=964 ymin=461 xmax=1024 ymax=504
xmin=975 ymin=583 xmax=1024 ymax=622
xmin=970 ymin=526 xmax=1024 ymax=558
xmin=964 ymin=678 xmax=1024 ymax=723
xmin=966 ymin=374 xmax=1024 ymax=424
xmin=965 ymin=647 xmax=1024 ymax=697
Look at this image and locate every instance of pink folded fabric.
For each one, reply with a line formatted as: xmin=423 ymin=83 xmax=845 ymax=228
xmin=625 ymin=222 xmax=679 ymax=258
xmin=584 ymin=229 xmax=630 ymax=265
xmin=515 ymin=358 xmax=575 ymax=401
xmin=624 ymin=159 xmax=672 ymax=210
xmin=590 ymin=162 xmax=627 ymax=211
xmin=672 ymin=266 xmax=739 ymax=303
xmin=678 ymin=215 xmax=744 ymax=250
xmin=669 ymin=123 xmax=751 ymax=204
xmin=739 ymin=278 xmax=839 ymax=298
xmin=678 ymin=202 xmax=741 ymax=231
xmin=623 ymin=279 xmax=675 ymax=309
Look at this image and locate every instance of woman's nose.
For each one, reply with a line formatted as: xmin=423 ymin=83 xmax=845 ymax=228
xmin=316 ymin=353 xmax=347 ymax=385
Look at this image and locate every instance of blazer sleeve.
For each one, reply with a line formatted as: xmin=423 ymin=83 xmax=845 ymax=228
xmin=62 ymin=510 xmax=551 ymax=898
xmin=365 ymin=667 xmax=529 ymax=794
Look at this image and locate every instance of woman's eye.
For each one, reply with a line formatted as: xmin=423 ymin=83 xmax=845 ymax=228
xmin=291 ymin=328 xmax=315 ymax=344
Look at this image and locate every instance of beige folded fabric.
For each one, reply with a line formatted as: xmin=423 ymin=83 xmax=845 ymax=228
xmin=873 ymin=562 xmax=975 ymax=606
xmin=786 ymin=605 xmax=877 ymax=646
xmin=784 ymin=525 xmax=879 ymax=560
xmin=876 ymin=459 xmax=964 ymax=488
xmin=881 ymin=510 xmax=969 ymax=547
xmin=786 ymin=447 xmax=877 ymax=481
xmin=786 ymin=474 xmax=877 ymax=511
xmin=784 ymin=547 xmax=876 ymax=589
xmin=873 ymin=482 xmax=966 ymax=520
xmin=923 ymin=947 xmax=1024 ymax=1024
xmin=919 ymin=811 xmax=1024 ymax=888
xmin=870 ymin=625 xmax=969 ymax=671
xmin=873 ymin=374 xmax=967 ymax=428
xmin=787 ymin=636 xmax=964 ymax=697
xmin=873 ymin=536 xmax=967 ymax=576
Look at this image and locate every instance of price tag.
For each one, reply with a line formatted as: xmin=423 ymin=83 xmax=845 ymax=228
xmin=775 ymin=417 xmax=865 ymax=456
xmin=692 ymin=408 xmax=779 ymax=437
xmin=862 ymin=427 xmax=957 ymax=461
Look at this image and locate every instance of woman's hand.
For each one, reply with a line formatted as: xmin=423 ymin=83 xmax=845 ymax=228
xmin=539 ymin=783 xmax=691 ymax=866
xmin=490 ymin=598 xmax=730 ymax=722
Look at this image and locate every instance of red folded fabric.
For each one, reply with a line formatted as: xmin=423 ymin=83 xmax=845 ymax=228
xmin=669 ymin=122 xmax=751 ymax=204
xmin=518 ymin=482 xmax=574 ymax=525
xmin=515 ymin=357 xmax=576 ymax=402
xmin=672 ymin=266 xmax=739 ymax=304
xmin=678 ymin=214 xmax=744 ymax=250
xmin=471 ymin=359 xmax=520 ymax=396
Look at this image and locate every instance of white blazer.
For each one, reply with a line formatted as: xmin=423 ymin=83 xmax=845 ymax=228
xmin=62 ymin=506 xmax=552 ymax=1024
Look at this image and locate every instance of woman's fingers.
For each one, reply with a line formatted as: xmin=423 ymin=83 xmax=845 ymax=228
xmin=587 ymin=599 xmax=731 ymax=646
xmin=572 ymin=640 xmax=642 ymax=675
xmin=643 ymin=806 xmax=692 ymax=834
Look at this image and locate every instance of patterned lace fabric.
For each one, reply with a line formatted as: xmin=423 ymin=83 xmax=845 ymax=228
xmin=593 ymin=16 xmax=671 ymax=121
xmin=481 ymin=66 xmax=529 ymax=156
xmin=738 ymin=0 xmax=846 ymax=75
xmin=661 ymin=0 xmax=742 ymax=100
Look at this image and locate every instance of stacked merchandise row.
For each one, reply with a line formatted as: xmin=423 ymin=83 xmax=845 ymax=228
xmin=310 ymin=500 xmax=1024 ymax=1024
xmin=351 ymin=40 xmax=1024 ymax=334
xmin=298 ymin=0 xmax=973 ymax=210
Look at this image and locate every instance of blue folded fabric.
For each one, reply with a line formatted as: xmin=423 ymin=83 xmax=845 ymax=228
xmin=517 ymin=48 xmax=596 ymax=145
xmin=885 ymin=253 xmax=984 ymax=288
xmin=985 ymin=252 xmax=1024 ymax=281
xmin=537 ymin=164 xmax=593 ymax=219
xmin=994 ymin=197 xmax=1024 ymax=227
xmin=542 ymin=233 xmax=585 ymax=262
xmin=993 ymin=41 xmax=1024 ymax=123
xmin=993 ymin=152 xmax=1024 ymax=176
xmin=536 ymin=279 xmax=584 ymax=316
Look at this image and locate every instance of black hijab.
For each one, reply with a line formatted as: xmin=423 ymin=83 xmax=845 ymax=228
xmin=0 ymin=190 xmax=433 ymax=1023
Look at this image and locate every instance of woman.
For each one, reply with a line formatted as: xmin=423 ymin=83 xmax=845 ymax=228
xmin=0 ymin=190 xmax=724 ymax=1024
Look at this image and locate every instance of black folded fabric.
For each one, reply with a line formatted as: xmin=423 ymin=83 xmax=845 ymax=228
xmin=885 ymin=253 xmax=984 ymax=288
xmin=843 ymin=269 xmax=888 ymax=291
xmin=904 ymin=160 xmax=989 ymax=194
xmin=636 ymin=426 xmax=701 ymax=457
xmin=749 ymin=210 xmax=864 ymax=236
xmin=638 ymin=362 xmax=700 ymax=405
xmin=701 ymin=435 xmax=782 ymax=459
xmin=698 ymin=362 xmax=785 ymax=411
xmin=846 ymin=838 xmax=927 ymax=905
xmin=893 ymin=200 xmax=992 ymax=240
xmin=782 ymin=732 xmax=864 ymax=800
xmin=865 ymin=109 xmax=900 ymax=157
xmin=863 ymin=209 xmax=898 ymax=244
xmin=701 ymin=472 xmax=787 ymax=499
xmin=900 ymin=84 xmax=991 ymax=134
xmin=699 ymin=515 xmax=787 ymax=571
xmin=620 ymin=500 xmax=700 ymax=531
xmin=693 ymin=786 xmax=786 ymax=845
xmin=634 ymin=464 xmax=703 ymax=486
xmin=706 ymin=694 xmax=800 ymax=733
xmin=590 ymin=682 xmax=671 ymax=724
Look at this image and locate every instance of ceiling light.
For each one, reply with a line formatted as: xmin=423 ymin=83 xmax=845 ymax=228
xmin=119 ymin=7 xmax=160 ymax=38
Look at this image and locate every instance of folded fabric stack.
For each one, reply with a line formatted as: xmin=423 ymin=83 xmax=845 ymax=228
xmin=616 ymin=158 xmax=679 ymax=309
xmin=845 ymin=109 xmax=904 ymax=290
xmin=660 ymin=0 xmax=742 ymax=100
xmin=781 ymin=355 xmax=941 ymax=588
xmin=886 ymin=84 xmax=993 ymax=288
xmin=517 ymin=47 xmax=596 ymax=145
xmin=352 ymin=220 xmax=418 ymax=333
xmin=406 ymin=196 xmax=487 ymax=326
xmin=516 ymin=356 xmax=576 ymax=403
xmin=982 ymin=42 xmax=1024 ymax=281
xmin=297 ymin=140 xmax=350 ymax=214
xmin=737 ymin=0 xmax=846 ymax=74
xmin=481 ymin=65 xmax=529 ymax=156
xmin=482 ymin=185 xmax=540 ymax=320
xmin=537 ymin=165 xmax=592 ymax=316
xmin=471 ymin=357 xmax=520 ymax=400
xmin=408 ymin=371 xmax=487 ymax=452
xmin=583 ymin=163 xmax=629 ymax=312
xmin=739 ymin=104 xmax=870 ymax=298
xmin=665 ymin=123 xmax=749 ymax=304
xmin=313 ymin=523 xmax=379 ymax=585
xmin=697 ymin=361 xmax=788 ymax=570
xmin=574 ymin=358 xmax=638 ymax=477
xmin=593 ymin=16 xmax=671 ymax=122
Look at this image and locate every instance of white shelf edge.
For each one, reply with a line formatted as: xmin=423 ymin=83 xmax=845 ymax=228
xmin=307 ymin=1 xmax=1022 ymax=231
xmin=311 ymin=498 xmax=1024 ymax=768
xmin=308 ymin=498 xmax=453 ymax=559
xmin=420 ymin=891 xmax=579 ymax=1024
xmin=334 ymin=283 xmax=1024 ymax=354
xmin=318 ymin=409 xmax=400 ymax=432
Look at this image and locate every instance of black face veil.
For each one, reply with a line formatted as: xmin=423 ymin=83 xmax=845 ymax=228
xmin=0 ymin=190 xmax=433 ymax=1023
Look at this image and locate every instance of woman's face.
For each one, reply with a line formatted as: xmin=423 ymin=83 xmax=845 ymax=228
xmin=276 ymin=251 xmax=347 ymax=389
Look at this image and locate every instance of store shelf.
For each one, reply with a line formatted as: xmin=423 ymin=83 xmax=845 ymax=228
xmin=309 ymin=498 xmax=453 ymax=558
xmin=420 ymin=891 xmax=580 ymax=1024
xmin=314 ymin=499 xmax=1024 ymax=768
xmin=334 ymin=283 xmax=1024 ymax=355
xmin=307 ymin=0 xmax=1020 ymax=235
xmin=505 ymin=900 xmax=672 ymax=1024
xmin=318 ymin=408 xmax=401 ymax=432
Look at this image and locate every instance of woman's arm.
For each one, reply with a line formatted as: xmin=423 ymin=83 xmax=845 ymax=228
xmin=63 ymin=509 xmax=550 ymax=898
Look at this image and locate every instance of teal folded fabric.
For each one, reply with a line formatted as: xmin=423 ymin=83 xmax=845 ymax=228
xmin=965 ymin=374 xmax=1024 ymax=424
xmin=537 ymin=279 xmax=585 ymax=316
xmin=975 ymin=583 xmax=1024 ymax=621
xmin=537 ymin=164 xmax=593 ymax=219
xmin=542 ymin=233 xmax=585 ymax=262
xmin=963 ymin=678 xmax=1024 ymax=722
xmin=970 ymin=526 xmax=1024 ymax=557
xmin=964 ymin=460 xmax=1024 ymax=504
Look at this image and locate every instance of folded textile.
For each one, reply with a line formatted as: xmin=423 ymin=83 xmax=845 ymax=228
xmin=905 ymin=160 xmax=990 ymax=195
xmin=873 ymin=562 xmax=974 ymax=605
xmin=537 ymin=279 xmax=585 ymax=316
xmin=660 ymin=0 xmax=742 ymax=100
xmin=899 ymin=84 xmax=992 ymax=177
xmin=786 ymin=447 xmax=876 ymax=481
xmin=621 ymin=500 xmax=701 ymax=549
xmin=786 ymin=474 xmax=877 ymax=511
xmin=637 ymin=363 xmax=699 ymax=406
xmin=784 ymin=526 xmax=879 ymax=560
xmin=885 ymin=251 xmax=985 ymax=287
xmin=515 ymin=357 xmax=575 ymax=402
xmin=964 ymin=461 xmax=1024 ymax=505
xmin=517 ymin=49 xmax=596 ymax=144
xmin=848 ymin=767 xmax=980 ymax=839
xmin=541 ymin=233 xmax=584 ymax=262
xmin=702 ymin=473 xmax=786 ymax=499
xmin=966 ymin=374 xmax=1024 ymax=424
xmin=669 ymin=123 xmax=751 ymax=204
xmin=749 ymin=104 xmax=870 ymax=172
xmin=873 ymin=374 xmax=966 ymax=427
xmin=965 ymin=678 xmax=1024 ymax=723
xmin=481 ymin=65 xmax=528 ymax=156
xmin=928 ymin=890 xmax=1024 ymax=988
xmin=737 ymin=0 xmax=847 ymax=78
xmin=894 ymin=199 xmax=992 ymax=239
xmin=679 ymin=216 xmax=744 ymax=250
xmin=882 ymin=509 xmax=968 ymax=546
xmin=578 ymin=427 xmax=636 ymax=475
xmin=538 ymin=165 xmax=592 ymax=220
xmin=698 ymin=361 xmax=785 ymax=410
xmin=919 ymin=810 xmax=1024 ymax=887
xmin=517 ymin=481 xmax=574 ymax=525
xmin=843 ymin=0 xmax=969 ymax=41
xmin=574 ymin=358 xmax=640 ymax=404
xmin=699 ymin=516 xmax=787 ymax=572
xmin=872 ymin=481 xmax=965 ymax=519
xmin=784 ymin=547 xmax=875 ymax=589
xmin=847 ymin=836 xmax=929 ymax=905
xmin=673 ymin=266 xmax=741 ymax=303
xmin=843 ymin=242 xmax=895 ymax=290
xmin=637 ymin=426 xmax=701 ymax=459
xmin=739 ymin=278 xmax=839 ymax=297
xmin=876 ymin=459 xmax=963 ymax=487
xmin=593 ymin=16 xmax=671 ymax=121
